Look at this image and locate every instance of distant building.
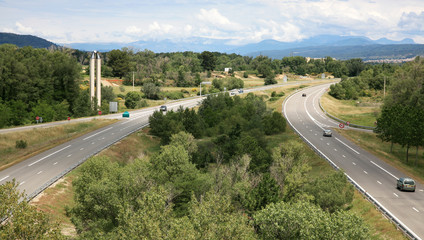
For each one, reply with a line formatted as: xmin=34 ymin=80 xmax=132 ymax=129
xmin=224 ymin=67 xmax=232 ymax=73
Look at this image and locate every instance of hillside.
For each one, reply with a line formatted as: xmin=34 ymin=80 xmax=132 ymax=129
xmin=248 ymin=44 xmax=424 ymax=60
xmin=0 ymin=32 xmax=57 ymax=48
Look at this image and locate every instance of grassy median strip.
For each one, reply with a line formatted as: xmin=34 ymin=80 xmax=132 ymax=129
xmin=0 ymin=119 xmax=117 ymax=171
xmin=321 ymin=93 xmax=380 ymax=127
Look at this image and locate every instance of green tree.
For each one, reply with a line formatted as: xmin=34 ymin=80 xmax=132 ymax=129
xmin=107 ymin=49 xmax=131 ymax=78
xmin=254 ymin=201 xmax=369 ymax=239
xmin=305 ymin=171 xmax=354 ymax=213
xmin=262 ymin=111 xmax=286 ymax=135
xmin=124 ymin=91 xmax=142 ymax=109
xmin=0 ymin=180 xmax=63 ymax=239
xmin=141 ymin=82 xmax=161 ymax=100
xmin=270 ymin=141 xmax=311 ymax=202
xmin=199 ymin=51 xmax=217 ymax=71
xmin=187 ymin=191 xmax=256 ymax=240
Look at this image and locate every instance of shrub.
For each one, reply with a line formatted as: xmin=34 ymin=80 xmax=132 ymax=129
xmin=15 ymin=140 xmax=27 ymax=149
xmin=119 ymin=85 xmax=125 ymax=92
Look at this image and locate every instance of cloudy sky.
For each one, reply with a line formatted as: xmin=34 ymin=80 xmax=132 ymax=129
xmin=1 ymin=0 xmax=424 ymax=45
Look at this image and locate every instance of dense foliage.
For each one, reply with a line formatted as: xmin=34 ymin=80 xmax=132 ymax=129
xmin=0 ymin=180 xmax=63 ymax=239
xmin=67 ymin=93 xmax=369 ymax=239
xmin=374 ymin=57 xmax=424 ymax=164
xmin=329 ymin=63 xmax=398 ymax=100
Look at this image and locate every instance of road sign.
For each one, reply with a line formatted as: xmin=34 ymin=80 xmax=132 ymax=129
xmin=36 ymin=116 xmax=39 ymax=121
xmin=68 ymin=116 xmax=71 ymax=121
xmin=346 ymin=121 xmax=350 ymax=126
xmin=98 ymin=110 xmax=102 ymax=115
xmin=339 ymin=123 xmax=345 ymax=129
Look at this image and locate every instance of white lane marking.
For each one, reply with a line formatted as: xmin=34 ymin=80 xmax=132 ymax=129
xmin=111 ymin=133 xmax=115 ymax=135
xmin=320 ymin=138 xmax=323 ymax=140
xmin=37 ymin=171 xmax=43 ymax=175
xmin=310 ymin=129 xmax=312 ymax=132
xmin=83 ymin=127 xmax=113 ymax=140
xmin=0 ymin=175 xmax=10 ymax=182
xmin=342 ymin=155 xmax=346 ymax=158
xmin=80 ymin=148 xmax=84 ymax=151
xmin=413 ymin=207 xmax=419 ymax=213
xmin=335 ymin=137 xmax=360 ymax=154
xmin=364 ymin=171 xmax=368 ymax=174
xmin=352 ymin=162 xmax=356 ymax=165
xmin=19 ymin=181 xmax=25 ymax=186
xmin=393 ymin=193 xmax=399 ymax=197
xmin=334 ymin=148 xmax=337 ymax=151
xmin=370 ymin=161 xmax=398 ymax=180
xmin=28 ymin=145 xmax=71 ymax=166
xmin=377 ymin=181 xmax=382 ymax=185
xmin=326 ymin=142 xmax=330 ymax=145
xmin=92 ymin=142 xmax=95 ymax=144
xmin=420 ymin=190 xmax=423 ymax=192
xmin=315 ymin=133 xmax=317 ymax=136
xmin=54 ymin=162 xmax=58 ymax=165
xmin=101 ymin=137 xmax=105 ymax=140
xmin=67 ymin=154 xmax=72 ymax=157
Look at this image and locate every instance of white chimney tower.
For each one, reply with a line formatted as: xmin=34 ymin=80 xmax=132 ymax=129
xmin=89 ymin=51 xmax=102 ymax=108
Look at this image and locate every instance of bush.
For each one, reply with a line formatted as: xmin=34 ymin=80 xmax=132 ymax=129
xmin=119 ymin=85 xmax=125 ymax=92
xmin=15 ymin=140 xmax=27 ymax=149
xmin=243 ymin=72 xmax=248 ymax=78
xmin=271 ymin=91 xmax=277 ymax=97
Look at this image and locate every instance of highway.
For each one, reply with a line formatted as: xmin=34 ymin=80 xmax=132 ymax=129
xmin=283 ymin=83 xmax=424 ymax=240
xmin=0 ymin=80 xmax=317 ymax=199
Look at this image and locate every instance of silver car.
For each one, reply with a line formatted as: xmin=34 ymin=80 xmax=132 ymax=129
xmin=323 ymin=129 xmax=332 ymax=137
xmin=397 ymin=177 xmax=416 ymax=192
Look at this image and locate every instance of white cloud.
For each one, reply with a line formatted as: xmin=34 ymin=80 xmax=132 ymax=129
xmin=197 ymin=8 xmax=241 ymax=31
xmin=125 ymin=26 xmax=142 ymax=34
xmin=14 ymin=22 xmax=35 ymax=34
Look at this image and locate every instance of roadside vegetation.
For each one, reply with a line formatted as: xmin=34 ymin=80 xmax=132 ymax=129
xmin=5 ymin=88 xmax=404 ymax=239
xmin=0 ymin=119 xmax=116 ymax=170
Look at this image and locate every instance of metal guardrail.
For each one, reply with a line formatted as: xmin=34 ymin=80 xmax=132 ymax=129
xmin=26 ymin=122 xmax=151 ymax=201
xmin=282 ymin=85 xmax=421 ymax=240
xmin=26 ymin=81 xmax=312 ymax=201
xmin=318 ymin=94 xmax=376 ymax=130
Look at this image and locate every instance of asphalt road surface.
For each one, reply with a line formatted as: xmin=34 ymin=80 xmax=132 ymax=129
xmin=0 ymin=80 xmax=317 ymax=199
xmin=283 ymin=83 xmax=424 ymax=240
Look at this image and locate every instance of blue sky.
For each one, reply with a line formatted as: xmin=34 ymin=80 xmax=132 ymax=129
xmin=1 ymin=0 xmax=424 ymax=45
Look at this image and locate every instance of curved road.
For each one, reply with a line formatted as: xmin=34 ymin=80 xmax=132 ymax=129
xmin=284 ymin=83 xmax=424 ymax=239
xmin=0 ymin=80 xmax=317 ymax=199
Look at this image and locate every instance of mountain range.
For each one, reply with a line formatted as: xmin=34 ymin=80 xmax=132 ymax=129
xmin=1 ymin=32 xmax=424 ymax=60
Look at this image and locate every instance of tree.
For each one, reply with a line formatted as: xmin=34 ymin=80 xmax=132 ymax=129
xmin=0 ymin=180 xmax=63 ymax=239
xmin=305 ymin=171 xmax=354 ymax=213
xmin=124 ymin=91 xmax=141 ymax=109
xmin=107 ymin=49 xmax=131 ymax=78
xmin=141 ymin=82 xmax=160 ymax=100
xmin=199 ymin=51 xmax=217 ymax=71
xmin=262 ymin=111 xmax=286 ymax=135
xmin=187 ymin=191 xmax=256 ymax=239
xmin=270 ymin=141 xmax=311 ymax=202
xmin=253 ymin=201 xmax=369 ymax=239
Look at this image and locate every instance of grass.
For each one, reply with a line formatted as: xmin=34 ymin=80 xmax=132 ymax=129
xmin=337 ymin=129 xmax=424 ymax=185
xmin=28 ymin=78 xmax=406 ymax=239
xmin=321 ymin=93 xmax=381 ymax=126
xmin=0 ymin=119 xmax=117 ymax=170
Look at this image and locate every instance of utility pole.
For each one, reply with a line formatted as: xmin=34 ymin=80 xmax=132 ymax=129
xmin=199 ymin=83 xmax=202 ymax=96
xmin=132 ymin=71 xmax=135 ymax=92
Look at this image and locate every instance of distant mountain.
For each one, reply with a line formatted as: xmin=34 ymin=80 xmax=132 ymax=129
xmin=248 ymin=44 xmax=424 ymax=60
xmin=0 ymin=32 xmax=58 ymax=48
xmin=2 ymin=32 xmax=422 ymax=61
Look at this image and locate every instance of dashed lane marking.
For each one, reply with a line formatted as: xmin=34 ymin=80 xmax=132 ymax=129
xmin=0 ymin=175 xmax=9 ymax=182
xmin=335 ymin=137 xmax=360 ymax=154
xmin=28 ymin=145 xmax=71 ymax=167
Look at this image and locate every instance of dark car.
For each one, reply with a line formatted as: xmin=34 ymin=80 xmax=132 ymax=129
xmin=323 ymin=129 xmax=332 ymax=137
xmin=160 ymin=105 xmax=167 ymax=111
xmin=302 ymin=93 xmax=306 ymax=97
xmin=397 ymin=177 xmax=416 ymax=192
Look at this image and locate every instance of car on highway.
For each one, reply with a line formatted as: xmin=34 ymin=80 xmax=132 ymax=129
xmin=397 ymin=177 xmax=416 ymax=192
xmin=238 ymin=89 xmax=244 ymax=93
xmin=323 ymin=129 xmax=332 ymax=137
xmin=160 ymin=105 xmax=167 ymax=111
xmin=302 ymin=93 xmax=306 ymax=97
